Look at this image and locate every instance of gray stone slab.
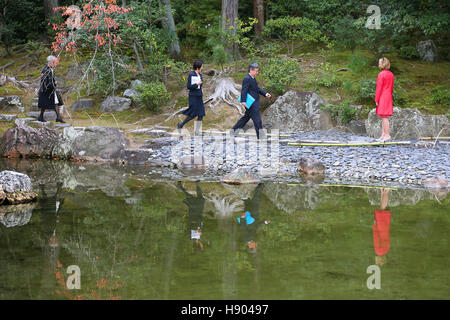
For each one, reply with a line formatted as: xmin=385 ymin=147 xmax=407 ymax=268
xmin=27 ymin=111 xmax=57 ymax=121
xmin=0 ymin=114 xmax=18 ymax=121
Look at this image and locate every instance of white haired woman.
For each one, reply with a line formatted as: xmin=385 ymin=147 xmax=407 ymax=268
xmin=37 ymin=55 xmax=65 ymax=123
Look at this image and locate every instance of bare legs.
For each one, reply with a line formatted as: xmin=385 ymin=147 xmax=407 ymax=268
xmin=379 ymin=117 xmax=391 ymax=141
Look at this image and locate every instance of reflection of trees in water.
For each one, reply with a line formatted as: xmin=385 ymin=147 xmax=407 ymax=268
xmin=49 ymin=181 xmax=188 ymax=299
xmin=0 ymin=158 xmax=131 ymax=197
xmin=205 ymin=194 xmax=243 ymax=218
xmin=263 ymin=182 xmax=322 ymax=213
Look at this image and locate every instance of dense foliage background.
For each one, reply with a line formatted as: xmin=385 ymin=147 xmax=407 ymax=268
xmin=0 ymin=0 xmax=448 ymax=125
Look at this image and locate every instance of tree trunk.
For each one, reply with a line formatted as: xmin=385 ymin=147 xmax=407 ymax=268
xmin=160 ymin=0 xmax=181 ymax=58
xmin=132 ymin=40 xmax=144 ymax=73
xmin=0 ymin=2 xmax=9 ymax=55
xmin=253 ymin=0 xmax=264 ymax=36
xmin=43 ymin=0 xmax=59 ymax=20
xmin=221 ymin=0 xmax=239 ymax=58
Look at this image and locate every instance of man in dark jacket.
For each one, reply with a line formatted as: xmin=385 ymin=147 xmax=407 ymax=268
xmin=230 ymin=63 xmax=271 ymax=139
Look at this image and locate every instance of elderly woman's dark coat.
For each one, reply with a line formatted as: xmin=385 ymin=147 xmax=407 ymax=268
xmin=38 ymin=65 xmax=63 ymax=110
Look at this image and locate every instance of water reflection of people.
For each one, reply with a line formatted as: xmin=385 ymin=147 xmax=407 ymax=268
xmin=237 ymin=184 xmax=270 ymax=253
xmin=177 ymin=181 xmax=206 ymax=251
xmin=38 ymin=182 xmax=65 ymax=297
xmin=39 ymin=182 xmax=65 ymax=247
xmin=373 ymin=188 xmax=391 ymax=266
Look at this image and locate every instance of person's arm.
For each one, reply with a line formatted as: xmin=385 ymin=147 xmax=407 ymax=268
xmin=186 ymin=73 xmax=200 ymax=90
xmin=391 ymin=73 xmax=394 ymax=96
xmin=258 ymin=86 xmax=267 ymax=97
xmin=241 ymin=76 xmax=250 ymax=106
xmin=375 ymin=72 xmax=384 ymax=105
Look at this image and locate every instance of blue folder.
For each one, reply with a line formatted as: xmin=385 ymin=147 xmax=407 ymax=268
xmin=238 ymin=93 xmax=255 ymax=109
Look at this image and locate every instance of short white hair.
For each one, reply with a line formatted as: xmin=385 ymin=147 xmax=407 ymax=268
xmin=47 ymin=55 xmax=57 ymax=64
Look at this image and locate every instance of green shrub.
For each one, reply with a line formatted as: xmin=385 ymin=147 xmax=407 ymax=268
xmin=358 ymin=79 xmax=376 ymax=99
xmin=262 ymin=57 xmax=301 ymax=95
xmin=398 ymin=45 xmax=420 ymax=59
xmin=347 ymin=54 xmax=369 ymax=73
xmin=358 ymin=79 xmax=406 ymax=106
xmin=263 ymin=16 xmax=328 ymax=55
xmin=320 ymin=102 xmax=358 ymax=124
xmin=211 ymin=44 xmax=229 ymax=71
xmin=430 ymin=87 xmax=450 ymax=108
xmin=307 ymin=63 xmax=340 ymax=89
xmin=137 ymin=81 xmax=170 ymax=112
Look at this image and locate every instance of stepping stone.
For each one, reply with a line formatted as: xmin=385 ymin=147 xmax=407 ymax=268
xmin=0 ymin=114 xmax=17 ymax=121
xmin=19 ymin=117 xmax=36 ymax=122
xmin=154 ymin=125 xmax=170 ymax=130
xmin=29 ymin=121 xmax=51 ymax=127
xmin=54 ymin=124 xmax=71 ymax=128
xmin=27 ymin=111 xmax=57 ymax=121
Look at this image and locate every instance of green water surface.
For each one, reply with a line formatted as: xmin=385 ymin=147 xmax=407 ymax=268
xmin=0 ymin=161 xmax=448 ymax=300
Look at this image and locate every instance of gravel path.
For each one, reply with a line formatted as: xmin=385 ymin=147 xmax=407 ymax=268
xmin=140 ymin=129 xmax=449 ymax=188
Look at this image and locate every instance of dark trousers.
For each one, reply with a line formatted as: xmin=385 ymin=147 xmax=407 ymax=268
xmin=232 ymin=106 xmax=263 ymax=138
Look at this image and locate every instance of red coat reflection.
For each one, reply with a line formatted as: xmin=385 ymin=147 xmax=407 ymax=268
xmin=373 ymin=210 xmax=391 ymax=256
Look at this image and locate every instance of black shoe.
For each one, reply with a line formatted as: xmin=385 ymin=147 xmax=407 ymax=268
xmin=177 ymin=122 xmax=183 ymax=129
xmin=56 ymin=118 xmax=66 ymax=123
xmin=37 ymin=116 xmax=46 ymax=122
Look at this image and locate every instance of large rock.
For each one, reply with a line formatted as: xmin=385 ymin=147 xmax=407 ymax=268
xmin=364 ymin=188 xmax=446 ymax=207
xmin=417 ymin=40 xmax=438 ymax=62
xmin=123 ymin=89 xmax=139 ymax=100
xmin=423 ymin=178 xmax=448 ymax=189
xmin=297 ymin=157 xmax=326 ymax=175
xmin=343 ymin=120 xmax=366 ymax=135
xmin=0 ymin=203 xmax=34 ymax=227
xmin=29 ymin=98 xmax=39 ymax=111
xmin=0 ymin=171 xmax=37 ymax=205
xmin=221 ymin=167 xmax=260 ymax=185
xmin=130 ymin=79 xmax=143 ymax=90
xmin=263 ymin=91 xmax=332 ymax=132
xmin=71 ymin=99 xmax=94 ymax=111
xmin=365 ymin=107 xmax=448 ymax=139
xmin=142 ymin=137 xmax=174 ymax=149
xmin=118 ymin=148 xmax=172 ymax=167
xmin=177 ymin=155 xmax=206 ymax=169
xmin=0 ymin=170 xmax=32 ymax=193
xmin=0 ymin=122 xmax=59 ymax=158
xmin=54 ymin=126 xmax=130 ymax=160
xmin=263 ymin=182 xmax=323 ymax=213
xmin=0 ymin=95 xmax=25 ymax=113
xmin=100 ymin=96 xmax=131 ymax=113
xmin=127 ymin=128 xmax=172 ymax=138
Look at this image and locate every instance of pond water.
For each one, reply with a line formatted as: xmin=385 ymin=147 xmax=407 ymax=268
xmin=0 ymin=159 xmax=448 ymax=300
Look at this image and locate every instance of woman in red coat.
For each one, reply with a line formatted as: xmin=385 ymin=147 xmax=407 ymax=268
xmin=375 ymin=57 xmax=394 ymax=141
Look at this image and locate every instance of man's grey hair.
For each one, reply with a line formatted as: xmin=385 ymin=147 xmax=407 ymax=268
xmin=248 ymin=62 xmax=260 ymax=71
xmin=47 ymin=55 xmax=57 ymax=64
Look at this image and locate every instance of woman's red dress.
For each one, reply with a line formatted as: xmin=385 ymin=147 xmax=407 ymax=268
xmin=375 ymin=69 xmax=394 ymax=117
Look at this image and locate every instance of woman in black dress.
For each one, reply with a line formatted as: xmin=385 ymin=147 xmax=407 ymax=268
xmin=37 ymin=55 xmax=65 ymax=123
xmin=178 ymin=59 xmax=205 ymax=134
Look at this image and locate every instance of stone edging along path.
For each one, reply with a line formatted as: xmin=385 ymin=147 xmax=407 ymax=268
xmin=0 ymin=122 xmax=448 ymax=190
